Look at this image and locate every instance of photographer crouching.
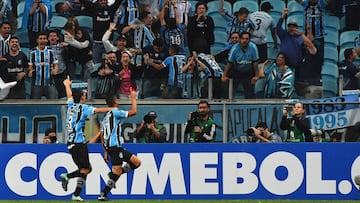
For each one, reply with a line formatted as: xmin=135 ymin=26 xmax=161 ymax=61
xmin=134 ymin=111 xmax=167 ymax=143
xmin=185 ymin=100 xmax=216 ymax=143
xmin=247 ymin=122 xmax=282 ymax=143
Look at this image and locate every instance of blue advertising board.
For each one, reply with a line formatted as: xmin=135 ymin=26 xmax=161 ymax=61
xmin=0 ymin=94 xmax=360 ymax=143
xmin=1 ymin=143 xmax=360 ymax=200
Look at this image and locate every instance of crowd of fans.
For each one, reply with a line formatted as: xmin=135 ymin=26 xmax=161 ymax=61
xmin=0 ymin=0 xmax=359 ymax=100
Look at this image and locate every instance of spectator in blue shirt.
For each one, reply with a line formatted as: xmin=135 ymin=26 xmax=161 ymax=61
xmin=276 ymin=8 xmax=304 ymax=69
xmin=221 ymin=31 xmax=259 ymax=99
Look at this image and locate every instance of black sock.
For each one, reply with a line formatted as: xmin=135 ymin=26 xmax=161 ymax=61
xmin=67 ymin=169 xmax=81 ymax=179
xmin=102 ymin=173 xmax=120 ymax=196
xmin=74 ymin=173 xmax=86 ymax=196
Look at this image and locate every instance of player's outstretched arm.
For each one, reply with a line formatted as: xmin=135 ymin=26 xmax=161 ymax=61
xmin=63 ymin=75 xmax=73 ymax=100
xmin=127 ymin=87 xmax=137 ymax=117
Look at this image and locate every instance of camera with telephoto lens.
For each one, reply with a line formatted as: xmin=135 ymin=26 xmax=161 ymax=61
xmin=190 ymin=111 xmax=201 ymax=122
xmin=246 ymin=128 xmax=264 ymax=136
xmin=304 ymin=129 xmax=324 ymax=137
xmin=144 ymin=115 xmax=155 ymax=124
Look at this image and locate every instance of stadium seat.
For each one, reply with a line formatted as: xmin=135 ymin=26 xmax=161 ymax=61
xmin=267 ymin=47 xmax=279 ymax=60
xmin=214 ymin=30 xmax=228 ymax=46
xmin=49 ymin=15 xmax=67 ymax=29
xmin=20 ymin=47 xmax=30 ymax=59
xmin=324 ymin=30 xmax=339 ymax=49
xmin=287 ymin=1 xmax=304 ymax=16
xmin=340 ymin=15 xmax=346 ymax=32
xmin=265 ymin=31 xmax=280 ymax=48
xmin=76 ymin=15 xmax=93 ymax=33
xmin=325 ymin=15 xmax=340 ymax=33
xmin=210 ymin=14 xmax=227 ymax=33
xmin=339 ymin=30 xmax=359 ymax=50
xmin=233 ymin=0 xmax=259 ymax=13
xmin=189 ymin=0 xmax=197 ymax=13
xmin=254 ymin=78 xmax=266 ymax=98
xmin=322 ymin=77 xmax=338 ymax=98
xmin=323 ymin=47 xmax=338 ymax=64
xmin=321 ymin=62 xmax=339 ymax=79
xmin=14 ymin=30 xmax=30 ymax=48
xmin=207 ymin=0 xmax=232 ymax=15
xmin=211 ymin=44 xmax=225 ymax=55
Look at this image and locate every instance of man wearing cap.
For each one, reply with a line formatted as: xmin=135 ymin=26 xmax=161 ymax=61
xmin=135 ymin=111 xmax=167 ymax=143
xmin=249 ymin=121 xmax=282 ymax=143
xmin=276 ymin=8 xmax=304 ymax=69
xmin=249 ymin=2 xmax=278 ymax=63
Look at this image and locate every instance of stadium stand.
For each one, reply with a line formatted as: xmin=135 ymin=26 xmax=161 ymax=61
xmin=321 ymin=62 xmax=339 ymax=98
xmin=325 ymin=15 xmax=340 ymax=34
xmin=324 ymin=46 xmax=339 ymax=64
xmin=207 ymin=0 xmax=232 ymax=15
xmin=210 ymin=13 xmax=227 ymax=33
xmin=233 ymin=0 xmax=259 ymax=13
xmin=324 ymin=30 xmax=339 ymax=49
xmin=49 ymin=15 xmax=67 ymax=29
xmin=340 ymin=30 xmax=359 ymax=50
xmin=287 ymin=0 xmax=304 ymax=16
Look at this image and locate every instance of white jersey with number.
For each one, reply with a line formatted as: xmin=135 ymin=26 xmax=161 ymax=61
xmin=249 ymin=11 xmax=275 ymax=45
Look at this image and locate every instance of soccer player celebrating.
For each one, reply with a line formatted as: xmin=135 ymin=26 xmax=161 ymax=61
xmin=98 ymin=91 xmax=141 ymax=201
xmin=60 ymin=76 xmax=116 ymax=201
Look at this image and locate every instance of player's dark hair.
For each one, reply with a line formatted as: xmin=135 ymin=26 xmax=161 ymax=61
xmin=105 ymin=94 xmax=118 ymax=107
xmin=72 ymin=88 xmax=84 ymax=103
xmin=169 ymin=44 xmax=180 ymax=54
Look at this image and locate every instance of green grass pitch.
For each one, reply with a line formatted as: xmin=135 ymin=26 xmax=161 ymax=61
xmin=0 ymin=200 xmax=359 ymax=203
